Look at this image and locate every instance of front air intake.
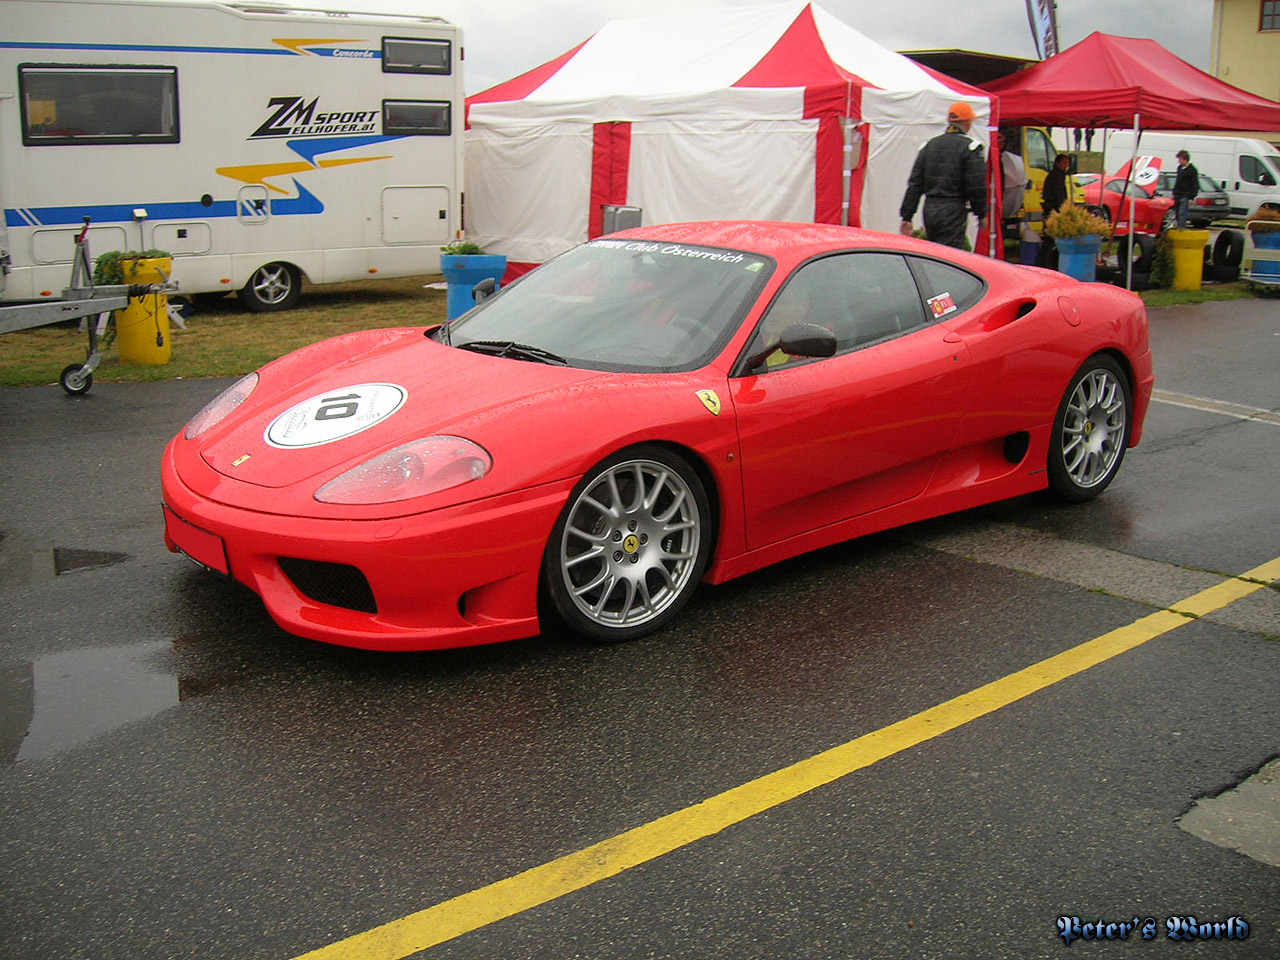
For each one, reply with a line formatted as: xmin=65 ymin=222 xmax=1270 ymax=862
xmin=278 ymin=557 xmax=377 ymax=614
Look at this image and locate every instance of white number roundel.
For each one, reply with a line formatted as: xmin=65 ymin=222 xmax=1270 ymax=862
xmin=265 ymin=383 xmax=407 ymax=448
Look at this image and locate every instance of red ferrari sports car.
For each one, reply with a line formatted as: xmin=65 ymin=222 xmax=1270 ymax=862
xmin=1082 ymin=175 xmax=1176 ymax=235
xmin=162 ymin=222 xmax=1153 ymax=651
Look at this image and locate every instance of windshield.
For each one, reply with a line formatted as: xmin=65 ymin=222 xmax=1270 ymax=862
xmin=441 ymin=239 xmax=773 ymax=372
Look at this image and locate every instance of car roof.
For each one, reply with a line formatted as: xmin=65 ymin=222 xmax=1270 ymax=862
xmin=606 ymin=220 xmax=935 ymax=261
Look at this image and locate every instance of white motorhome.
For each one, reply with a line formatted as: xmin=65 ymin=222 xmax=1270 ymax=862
xmin=1 ymin=0 xmax=463 ymax=310
xmin=1104 ymin=131 xmax=1280 ymax=220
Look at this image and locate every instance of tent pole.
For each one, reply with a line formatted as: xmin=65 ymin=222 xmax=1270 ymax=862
xmin=1126 ymin=113 xmax=1141 ymax=291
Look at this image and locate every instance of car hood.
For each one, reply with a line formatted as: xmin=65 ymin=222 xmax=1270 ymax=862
xmin=176 ymin=328 xmax=733 ymax=519
xmin=197 ymin=329 xmax=618 ymax=489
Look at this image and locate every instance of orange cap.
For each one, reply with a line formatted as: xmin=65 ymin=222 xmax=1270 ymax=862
xmin=948 ymin=101 xmax=977 ymax=122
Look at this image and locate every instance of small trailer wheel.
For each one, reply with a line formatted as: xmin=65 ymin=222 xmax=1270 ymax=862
xmin=60 ymin=363 xmax=93 ymax=396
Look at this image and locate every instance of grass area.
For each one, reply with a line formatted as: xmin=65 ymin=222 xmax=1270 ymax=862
xmin=0 ymin=274 xmax=449 ymax=388
xmin=0 ymin=266 xmax=1267 ymax=389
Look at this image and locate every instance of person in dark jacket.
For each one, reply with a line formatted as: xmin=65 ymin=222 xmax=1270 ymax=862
xmin=1038 ymin=153 xmax=1072 ymax=266
xmin=1172 ymin=149 xmax=1199 ymax=228
xmin=899 ymin=102 xmax=988 ymax=249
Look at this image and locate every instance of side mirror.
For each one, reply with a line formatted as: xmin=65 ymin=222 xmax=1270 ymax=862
xmin=779 ymin=323 xmax=837 ymax=358
xmin=746 ymin=322 xmax=836 ymax=370
xmin=472 ymin=277 xmax=498 ymax=303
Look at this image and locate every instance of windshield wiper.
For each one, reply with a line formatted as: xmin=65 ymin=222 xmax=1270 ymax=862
xmin=455 ymin=340 xmax=568 ymax=365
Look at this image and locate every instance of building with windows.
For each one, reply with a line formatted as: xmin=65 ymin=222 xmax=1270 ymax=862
xmin=1212 ymin=0 xmax=1280 ymax=141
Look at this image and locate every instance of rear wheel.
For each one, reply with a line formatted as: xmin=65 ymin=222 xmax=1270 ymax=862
xmin=543 ymin=446 xmax=712 ymax=643
xmin=1047 ymin=356 xmax=1131 ymax=503
xmin=237 ymin=262 xmax=300 ymax=312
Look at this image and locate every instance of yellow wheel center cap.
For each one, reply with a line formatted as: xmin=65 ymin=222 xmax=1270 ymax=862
xmin=622 ymin=534 xmax=640 ymax=554
xmin=1084 ymin=421 xmax=1094 ymax=436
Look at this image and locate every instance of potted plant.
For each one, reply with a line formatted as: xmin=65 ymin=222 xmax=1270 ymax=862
xmin=1044 ymin=204 xmax=1111 ymax=281
xmin=93 ymin=248 xmax=175 ymax=365
xmin=439 ymin=240 xmax=507 ymax=321
xmin=93 ymin=248 xmax=173 ymax=285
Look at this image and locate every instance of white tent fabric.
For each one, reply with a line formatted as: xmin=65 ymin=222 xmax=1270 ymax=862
xmin=465 ymin=1 xmax=992 ymax=269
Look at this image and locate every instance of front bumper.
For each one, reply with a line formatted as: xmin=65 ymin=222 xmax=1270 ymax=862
xmin=161 ymin=442 xmax=573 ymax=651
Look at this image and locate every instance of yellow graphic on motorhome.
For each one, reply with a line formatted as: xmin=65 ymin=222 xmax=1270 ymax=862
xmin=272 ymin=38 xmax=364 ymax=56
xmin=216 ymin=155 xmax=390 ymax=194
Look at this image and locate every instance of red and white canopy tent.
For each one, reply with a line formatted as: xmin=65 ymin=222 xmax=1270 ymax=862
xmin=464 ymin=1 xmax=995 ymax=276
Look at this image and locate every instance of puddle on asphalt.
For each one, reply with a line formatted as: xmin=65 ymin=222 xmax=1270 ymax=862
xmin=0 ymin=640 xmax=216 ymax=763
xmin=0 ymin=537 xmax=129 ymax=585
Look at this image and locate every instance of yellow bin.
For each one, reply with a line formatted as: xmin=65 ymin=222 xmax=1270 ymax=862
xmin=1168 ymin=229 xmax=1210 ymax=291
xmin=117 ymin=257 xmax=172 ymax=365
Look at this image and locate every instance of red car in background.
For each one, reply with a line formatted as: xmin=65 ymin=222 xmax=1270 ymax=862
xmin=1083 ymin=174 xmax=1175 ymax=235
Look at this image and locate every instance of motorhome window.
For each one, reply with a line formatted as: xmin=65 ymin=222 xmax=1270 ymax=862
xmin=19 ymin=64 xmax=179 ymax=145
xmin=1263 ymin=1 xmax=1279 ymax=31
xmin=382 ymin=38 xmax=451 ymax=74
xmin=383 ymin=100 xmax=450 ymax=136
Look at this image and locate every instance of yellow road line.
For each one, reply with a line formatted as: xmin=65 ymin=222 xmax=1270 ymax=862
xmin=291 ymin=556 xmax=1280 ymax=960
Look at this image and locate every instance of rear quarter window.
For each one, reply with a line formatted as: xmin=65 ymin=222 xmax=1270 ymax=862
xmin=906 ymin=257 xmax=986 ymax=318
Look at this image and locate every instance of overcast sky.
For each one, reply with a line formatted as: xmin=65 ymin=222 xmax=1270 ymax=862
xmin=318 ymin=0 xmax=1213 ymax=94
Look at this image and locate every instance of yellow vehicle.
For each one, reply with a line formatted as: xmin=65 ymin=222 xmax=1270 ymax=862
xmin=1001 ymin=126 xmax=1088 ymax=233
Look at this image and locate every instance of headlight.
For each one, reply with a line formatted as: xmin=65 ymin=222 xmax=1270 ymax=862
xmin=314 ymin=436 xmax=492 ymax=505
xmin=184 ymin=373 xmax=259 ymax=439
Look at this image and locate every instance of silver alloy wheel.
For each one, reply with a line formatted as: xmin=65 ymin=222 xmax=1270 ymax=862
xmin=558 ymin=457 xmax=702 ymax=630
xmin=239 ymin=262 xmax=300 ymax=311
xmin=248 ymin=264 xmax=293 ymax=305
xmin=1059 ymin=366 xmax=1127 ymax=489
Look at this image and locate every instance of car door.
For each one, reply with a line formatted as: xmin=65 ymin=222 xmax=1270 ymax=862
xmin=731 ymin=251 xmax=973 ymax=551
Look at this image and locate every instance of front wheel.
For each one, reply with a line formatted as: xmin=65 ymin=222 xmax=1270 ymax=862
xmin=59 ymin=363 xmax=92 ymax=396
xmin=1047 ymin=356 xmax=1132 ymax=503
xmin=543 ymin=446 xmax=712 ymax=643
xmin=238 ymin=262 xmax=300 ymax=312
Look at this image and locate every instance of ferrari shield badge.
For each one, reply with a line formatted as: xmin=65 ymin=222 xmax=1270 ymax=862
xmin=696 ymin=389 xmax=722 ymax=416
xmin=265 ymin=383 xmax=407 ymax=448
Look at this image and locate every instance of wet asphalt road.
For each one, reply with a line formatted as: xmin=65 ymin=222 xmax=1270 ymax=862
xmin=1 ymin=298 xmax=1278 ymax=960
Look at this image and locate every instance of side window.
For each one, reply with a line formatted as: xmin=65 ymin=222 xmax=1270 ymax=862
xmin=19 ymin=64 xmax=179 ymax=145
xmin=382 ymin=100 xmax=451 ymax=136
xmin=1241 ymin=155 xmax=1277 ymax=186
xmin=382 ymin=38 xmax=451 ymax=75
xmin=1025 ymin=128 xmax=1055 ymax=173
xmin=907 ymin=256 xmax=986 ymax=318
xmin=748 ymin=253 xmax=926 ymax=369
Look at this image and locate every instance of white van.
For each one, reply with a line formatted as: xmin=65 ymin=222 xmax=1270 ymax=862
xmin=1 ymin=0 xmax=464 ymax=311
xmin=1104 ymin=131 xmax=1280 ymax=220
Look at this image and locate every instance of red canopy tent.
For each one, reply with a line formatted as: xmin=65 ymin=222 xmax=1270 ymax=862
xmin=980 ymin=31 xmax=1280 ymax=131
xmin=982 ymin=32 xmax=1280 ymax=283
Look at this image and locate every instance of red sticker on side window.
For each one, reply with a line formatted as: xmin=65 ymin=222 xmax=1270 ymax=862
xmin=927 ymin=292 xmax=957 ymax=318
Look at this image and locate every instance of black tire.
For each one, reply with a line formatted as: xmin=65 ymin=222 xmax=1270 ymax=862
xmin=59 ymin=363 xmax=92 ymax=396
xmin=1213 ymin=230 xmax=1244 ymax=268
xmin=1115 ymin=234 xmax=1155 ymax=274
xmin=543 ymin=445 xmax=712 ymax=643
xmin=1047 ymin=355 xmax=1132 ymax=503
xmin=237 ymin=262 xmax=301 ymax=312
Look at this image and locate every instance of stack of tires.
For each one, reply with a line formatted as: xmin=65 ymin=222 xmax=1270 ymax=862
xmin=1112 ymin=234 xmax=1156 ymax=289
xmin=1208 ymin=229 xmax=1243 ymax=283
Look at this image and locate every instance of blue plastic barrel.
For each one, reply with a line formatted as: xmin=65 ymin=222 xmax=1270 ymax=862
xmin=441 ymin=254 xmax=507 ymax=320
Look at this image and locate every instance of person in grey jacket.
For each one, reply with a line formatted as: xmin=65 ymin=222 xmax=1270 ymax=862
xmin=899 ymin=102 xmax=988 ymax=249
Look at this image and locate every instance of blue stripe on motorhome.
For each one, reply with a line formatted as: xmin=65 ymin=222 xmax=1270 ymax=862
xmin=5 ymin=181 xmax=324 ymax=227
